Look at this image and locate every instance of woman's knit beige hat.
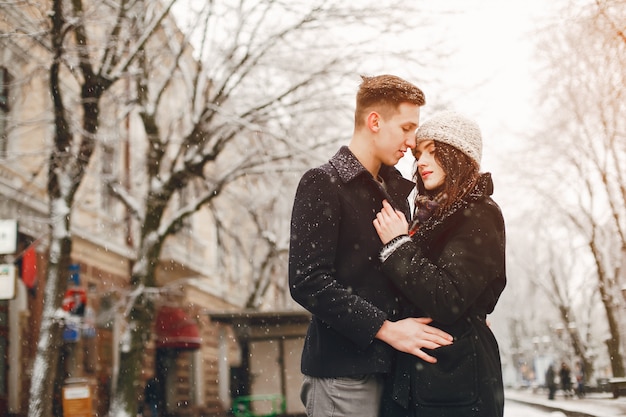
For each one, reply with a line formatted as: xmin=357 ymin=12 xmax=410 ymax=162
xmin=415 ymin=111 xmax=482 ymax=166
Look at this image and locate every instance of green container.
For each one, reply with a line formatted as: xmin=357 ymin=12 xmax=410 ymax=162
xmin=232 ymin=394 xmax=286 ymax=417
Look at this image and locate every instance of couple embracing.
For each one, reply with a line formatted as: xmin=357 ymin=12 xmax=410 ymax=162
xmin=289 ymin=74 xmax=506 ymax=417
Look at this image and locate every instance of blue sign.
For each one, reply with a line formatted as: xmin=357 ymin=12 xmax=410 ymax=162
xmin=63 ymin=318 xmax=81 ymax=342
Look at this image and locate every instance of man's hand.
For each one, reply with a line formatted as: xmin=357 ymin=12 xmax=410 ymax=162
xmin=375 ymin=318 xmax=453 ymax=363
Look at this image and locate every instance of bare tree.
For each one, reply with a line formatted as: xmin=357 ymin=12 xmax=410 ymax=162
xmin=521 ymin=0 xmax=626 ymax=377
xmin=206 ymin=183 xmax=291 ymax=311
xmin=6 ymin=2 xmax=180 ymax=417
xmin=501 ymin=206 xmax=599 ymax=384
xmin=102 ymin=1 xmax=444 ymax=415
xmin=2 ymin=0 xmax=447 ymax=414
xmin=533 ymin=222 xmax=597 ymax=379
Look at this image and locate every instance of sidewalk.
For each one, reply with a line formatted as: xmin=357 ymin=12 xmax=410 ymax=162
xmin=505 ymin=388 xmax=626 ymax=417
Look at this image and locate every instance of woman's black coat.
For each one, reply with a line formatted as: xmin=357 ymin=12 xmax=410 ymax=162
xmin=380 ymin=173 xmax=507 ymax=417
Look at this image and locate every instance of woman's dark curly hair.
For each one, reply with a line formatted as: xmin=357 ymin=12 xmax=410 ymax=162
xmin=413 ymin=141 xmax=480 ymax=217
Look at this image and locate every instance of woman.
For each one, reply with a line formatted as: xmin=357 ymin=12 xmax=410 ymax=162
xmin=373 ymin=111 xmax=506 ymax=417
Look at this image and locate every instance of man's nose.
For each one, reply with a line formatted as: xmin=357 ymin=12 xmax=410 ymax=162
xmin=406 ymin=134 xmax=417 ymax=149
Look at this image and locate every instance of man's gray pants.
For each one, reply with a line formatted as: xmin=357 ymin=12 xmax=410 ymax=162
xmin=300 ymin=373 xmax=384 ymax=417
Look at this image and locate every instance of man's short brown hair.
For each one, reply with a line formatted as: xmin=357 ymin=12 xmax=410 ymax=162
xmin=354 ymin=74 xmax=426 ymax=128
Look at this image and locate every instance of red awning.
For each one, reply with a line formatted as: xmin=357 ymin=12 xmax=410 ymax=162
xmin=21 ymin=245 xmax=38 ymax=289
xmin=155 ymin=306 xmax=201 ymax=350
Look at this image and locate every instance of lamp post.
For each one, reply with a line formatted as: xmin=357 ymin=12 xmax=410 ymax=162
xmin=553 ymin=323 xmax=565 ymax=363
xmin=530 ymin=334 xmax=554 ymax=388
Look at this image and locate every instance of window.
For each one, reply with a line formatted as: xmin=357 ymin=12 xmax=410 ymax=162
xmin=0 ymin=67 xmax=10 ymax=157
xmin=101 ymin=145 xmax=115 ymax=213
xmin=176 ymin=181 xmax=193 ymax=233
xmin=0 ymin=67 xmax=9 ymax=111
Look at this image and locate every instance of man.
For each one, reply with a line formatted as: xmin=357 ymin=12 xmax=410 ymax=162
xmin=289 ymin=74 xmax=453 ymax=417
xmin=546 ymin=363 xmax=557 ymax=400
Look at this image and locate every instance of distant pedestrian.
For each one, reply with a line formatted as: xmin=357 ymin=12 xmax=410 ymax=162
xmin=560 ymin=362 xmax=573 ymax=398
xmin=574 ymin=361 xmax=586 ymax=398
xmin=546 ymin=364 xmax=557 ymax=400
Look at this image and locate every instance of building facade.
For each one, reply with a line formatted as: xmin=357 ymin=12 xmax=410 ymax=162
xmin=0 ymin=3 xmax=304 ymax=416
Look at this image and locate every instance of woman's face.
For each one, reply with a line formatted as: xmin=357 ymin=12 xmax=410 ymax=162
xmin=414 ymin=140 xmax=445 ymax=190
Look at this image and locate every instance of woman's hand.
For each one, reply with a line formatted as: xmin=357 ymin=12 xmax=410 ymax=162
xmin=373 ymin=199 xmax=409 ymax=244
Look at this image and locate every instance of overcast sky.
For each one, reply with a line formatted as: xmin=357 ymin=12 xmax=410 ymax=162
xmin=395 ymin=0 xmax=564 ymax=180
xmin=411 ymin=0 xmax=575 ymax=352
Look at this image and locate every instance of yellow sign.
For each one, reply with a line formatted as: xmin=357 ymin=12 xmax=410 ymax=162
xmin=62 ymin=384 xmax=92 ymax=417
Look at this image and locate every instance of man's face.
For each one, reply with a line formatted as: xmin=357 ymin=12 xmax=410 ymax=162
xmin=374 ymin=102 xmax=420 ymax=167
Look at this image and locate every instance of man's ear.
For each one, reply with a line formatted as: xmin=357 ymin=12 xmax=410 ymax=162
xmin=367 ymin=111 xmax=380 ymax=133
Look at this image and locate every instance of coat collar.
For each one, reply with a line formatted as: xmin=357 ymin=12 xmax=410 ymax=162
xmin=329 ymin=146 xmax=370 ymax=183
xmin=329 ymin=146 xmax=414 ymax=194
xmin=413 ymin=173 xmax=494 ymax=241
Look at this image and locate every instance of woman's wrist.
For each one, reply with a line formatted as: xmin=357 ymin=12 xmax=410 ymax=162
xmin=380 ymin=234 xmax=411 ymax=262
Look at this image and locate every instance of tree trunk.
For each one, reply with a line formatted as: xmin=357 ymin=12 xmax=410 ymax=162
xmin=110 ymin=240 xmax=161 ymax=417
xmin=28 ymin=220 xmax=73 ymax=417
xmin=603 ymin=302 xmax=625 ymax=377
xmin=110 ymin=293 xmax=155 ymax=417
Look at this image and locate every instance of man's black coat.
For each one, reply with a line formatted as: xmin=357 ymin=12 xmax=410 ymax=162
xmin=289 ymin=146 xmax=414 ymax=377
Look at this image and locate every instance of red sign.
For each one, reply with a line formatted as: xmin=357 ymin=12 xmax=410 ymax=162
xmin=62 ymin=287 xmax=87 ymax=316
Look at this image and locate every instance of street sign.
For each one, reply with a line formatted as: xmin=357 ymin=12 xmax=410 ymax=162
xmin=0 ymin=219 xmax=17 ymax=254
xmin=0 ymin=264 xmax=16 ymax=300
xmin=63 ymin=316 xmax=82 ymax=343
